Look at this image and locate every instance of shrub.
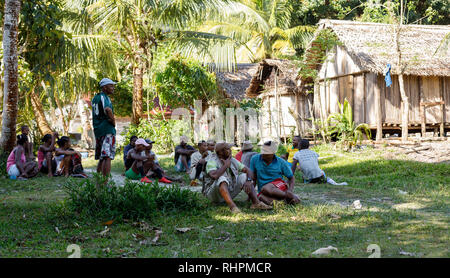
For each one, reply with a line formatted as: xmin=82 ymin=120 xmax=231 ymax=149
xmin=121 ymin=115 xmax=192 ymax=154
xmin=62 ymin=174 xmax=208 ymax=220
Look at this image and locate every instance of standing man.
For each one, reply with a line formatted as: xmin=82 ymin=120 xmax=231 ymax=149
xmin=92 ymin=78 xmax=116 ymax=180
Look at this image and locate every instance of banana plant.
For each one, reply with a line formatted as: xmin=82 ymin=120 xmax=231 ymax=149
xmin=327 ymin=98 xmax=371 ymax=150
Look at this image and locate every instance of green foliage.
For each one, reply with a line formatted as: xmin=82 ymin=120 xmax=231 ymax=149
xmin=110 ymin=77 xmax=133 ymax=117
xmin=327 ymin=99 xmax=372 ymax=150
xmin=237 ymin=98 xmax=263 ymax=111
xmin=154 ymin=57 xmax=219 ymax=108
xmin=298 ymin=29 xmax=342 ymax=83
xmin=122 ymin=116 xmax=192 ymax=154
xmin=62 ymin=174 xmax=208 ymax=220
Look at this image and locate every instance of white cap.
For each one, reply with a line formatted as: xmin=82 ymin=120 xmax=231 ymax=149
xmin=99 ymin=78 xmax=116 ymax=88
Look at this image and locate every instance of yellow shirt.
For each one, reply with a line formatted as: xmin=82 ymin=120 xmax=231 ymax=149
xmin=287 ymin=148 xmax=299 ymax=163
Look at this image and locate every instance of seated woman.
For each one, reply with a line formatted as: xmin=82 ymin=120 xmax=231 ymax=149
xmin=37 ymin=132 xmax=58 ymax=177
xmin=55 ymin=136 xmax=87 ymax=178
xmin=7 ymin=135 xmax=39 ymax=180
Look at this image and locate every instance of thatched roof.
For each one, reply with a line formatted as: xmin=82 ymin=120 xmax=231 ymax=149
xmin=312 ymin=19 xmax=450 ymax=76
xmin=245 ymin=59 xmax=301 ymax=98
xmin=215 ymin=63 xmax=259 ymax=101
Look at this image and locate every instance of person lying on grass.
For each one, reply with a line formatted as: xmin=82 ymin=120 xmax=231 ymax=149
xmin=125 ymin=139 xmax=172 ymax=184
xmin=37 ymin=132 xmax=58 ymax=177
xmin=250 ymin=141 xmax=301 ymax=206
xmin=174 ymin=135 xmax=196 ymax=174
xmin=142 ymin=139 xmax=178 ymax=183
xmin=291 ymin=139 xmax=348 ymax=186
xmin=6 ymin=135 xmax=39 ymax=180
xmin=203 ymin=142 xmax=272 ymax=214
xmin=189 ymin=140 xmax=212 ymax=186
xmin=55 ymin=136 xmax=87 ymax=178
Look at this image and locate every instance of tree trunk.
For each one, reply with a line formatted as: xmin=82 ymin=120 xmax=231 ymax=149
xmin=77 ymin=98 xmax=94 ymax=149
xmin=132 ymin=57 xmax=144 ymax=125
xmin=0 ymin=0 xmax=21 ymax=153
xmin=30 ymin=86 xmax=52 ymax=136
xmin=395 ymin=5 xmax=409 ymax=142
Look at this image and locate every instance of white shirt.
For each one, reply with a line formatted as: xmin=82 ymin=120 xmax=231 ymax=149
xmin=293 ymin=149 xmax=323 ymax=180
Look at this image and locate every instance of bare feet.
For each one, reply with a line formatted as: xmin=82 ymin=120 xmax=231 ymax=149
xmin=230 ymin=206 xmax=241 ymax=214
xmin=250 ymin=202 xmax=273 ymax=210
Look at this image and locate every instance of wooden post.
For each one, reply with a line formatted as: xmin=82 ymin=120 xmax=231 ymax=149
xmin=419 ymin=77 xmax=426 ymax=137
xmin=441 ymin=103 xmax=445 ymax=137
xmin=374 ymin=76 xmax=383 ymax=141
xmin=421 ymin=105 xmax=426 ymax=137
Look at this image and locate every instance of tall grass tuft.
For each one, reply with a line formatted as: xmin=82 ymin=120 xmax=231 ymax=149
xmin=62 ymin=174 xmax=208 ymax=220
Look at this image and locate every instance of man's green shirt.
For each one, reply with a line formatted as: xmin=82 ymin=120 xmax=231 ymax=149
xmin=91 ymin=91 xmax=116 ymax=138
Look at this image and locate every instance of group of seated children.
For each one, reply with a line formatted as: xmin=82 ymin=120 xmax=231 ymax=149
xmin=6 ymin=126 xmax=87 ymax=180
xmin=123 ymin=137 xmax=178 ymax=184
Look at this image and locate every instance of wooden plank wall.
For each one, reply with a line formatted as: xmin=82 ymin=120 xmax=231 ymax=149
xmin=422 ymin=76 xmax=442 ymax=124
xmin=316 ymin=73 xmax=449 ymax=128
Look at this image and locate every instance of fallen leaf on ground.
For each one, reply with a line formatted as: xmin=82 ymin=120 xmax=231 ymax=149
xmin=99 ymin=226 xmax=110 ymax=236
xmin=352 ymin=200 xmax=362 ymax=209
xmin=204 ymin=225 xmax=214 ymax=229
xmin=103 ymin=220 xmax=114 ymax=226
xmin=132 ymin=233 xmax=146 ymax=241
xmin=55 ymin=227 xmax=60 ymax=234
xmin=215 ymin=232 xmax=231 ymax=241
xmin=328 ymin=214 xmax=341 ymax=219
xmin=73 ymin=222 xmax=80 ymax=228
xmin=267 ymin=251 xmax=273 ymax=256
xmin=399 ymin=251 xmax=416 ymax=257
xmin=398 ymin=190 xmax=408 ymax=195
xmin=312 ymin=246 xmax=338 ymax=255
xmin=152 ymin=230 xmax=163 ymax=243
xmin=176 ymin=227 xmax=192 ymax=233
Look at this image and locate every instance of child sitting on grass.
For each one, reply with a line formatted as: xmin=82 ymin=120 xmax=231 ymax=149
xmin=291 ymin=139 xmax=347 ymax=186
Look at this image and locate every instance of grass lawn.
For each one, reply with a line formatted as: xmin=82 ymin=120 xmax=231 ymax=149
xmin=0 ymin=145 xmax=448 ymax=258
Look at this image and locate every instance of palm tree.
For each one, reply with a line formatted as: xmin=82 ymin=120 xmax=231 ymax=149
xmin=67 ymin=0 xmax=241 ymax=124
xmin=0 ymin=0 xmax=21 ymax=153
xmin=198 ymin=0 xmax=315 ymax=62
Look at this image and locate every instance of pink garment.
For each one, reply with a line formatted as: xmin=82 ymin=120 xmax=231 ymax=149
xmin=37 ymin=150 xmax=45 ymax=169
xmin=7 ymin=147 xmax=26 ymax=172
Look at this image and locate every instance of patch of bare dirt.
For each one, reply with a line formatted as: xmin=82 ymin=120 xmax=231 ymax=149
xmin=382 ymin=140 xmax=450 ymax=164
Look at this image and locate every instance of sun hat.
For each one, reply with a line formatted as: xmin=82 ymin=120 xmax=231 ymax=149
xmin=135 ymin=138 xmax=149 ymax=147
xmin=99 ymin=78 xmax=116 ymax=88
xmin=260 ymin=141 xmax=278 ymax=154
xmin=215 ymin=141 xmax=233 ymax=153
xmin=179 ymin=135 xmax=189 ymax=144
xmin=241 ymin=140 xmax=253 ymax=151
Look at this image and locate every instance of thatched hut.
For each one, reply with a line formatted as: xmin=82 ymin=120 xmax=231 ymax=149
xmin=216 ymin=63 xmax=259 ymax=102
xmin=245 ymin=59 xmax=314 ymax=140
xmin=303 ymin=19 xmax=450 ymax=137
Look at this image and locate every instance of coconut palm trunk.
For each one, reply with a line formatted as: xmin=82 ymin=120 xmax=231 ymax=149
xmin=132 ymin=55 xmax=144 ymax=125
xmin=30 ymin=86 xmax=52 ymax=136
xmin=0 ymin=0 xmax=21 ymax=153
